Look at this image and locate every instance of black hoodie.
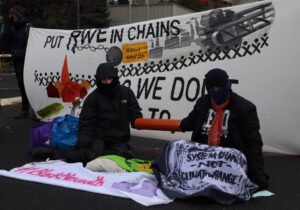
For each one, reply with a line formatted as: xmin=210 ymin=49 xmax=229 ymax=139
xmin=75 ymin=63 xmax=143 ymax=161
xmin=180 ymin=92 xmax=269 ymax=189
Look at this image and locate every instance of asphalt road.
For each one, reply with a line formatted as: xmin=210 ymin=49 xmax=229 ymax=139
xmin=0 ymin=104 xmax=300 ymax=210
xmin=0 ymin=71 xmax=20 ymax=99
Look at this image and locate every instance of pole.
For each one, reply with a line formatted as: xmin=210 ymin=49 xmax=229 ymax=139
xmin=146 ymin=0 xmax=149 ymax=20
xmin=77 ymin=0 xmax=80 ymax=29
xmin=129 ymin=0 xmax=132 ymax=23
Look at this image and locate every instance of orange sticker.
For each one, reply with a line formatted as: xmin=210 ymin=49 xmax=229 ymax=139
xmin=122 ymin=42 xmax=148 ymax=63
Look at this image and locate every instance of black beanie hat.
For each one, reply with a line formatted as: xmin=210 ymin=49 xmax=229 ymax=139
xmin=96 ymin=63 xmax=118 ymax=81
xmin=205 ymin=68 xmax=229 ymax=90
xmin=9 ymin=6 xmax=25 ymax=21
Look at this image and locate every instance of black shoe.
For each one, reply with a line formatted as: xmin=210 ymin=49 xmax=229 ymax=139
xmin=32 ymin=147 xmax=54 ymax=159
xmin=14 ymin=112 xmax=29 ymax=119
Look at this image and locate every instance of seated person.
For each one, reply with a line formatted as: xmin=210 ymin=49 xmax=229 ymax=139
xmin=32 ymin=63 xmax=143 ymax=164
xmin=179 ymin=68 xmax=269 ymax=190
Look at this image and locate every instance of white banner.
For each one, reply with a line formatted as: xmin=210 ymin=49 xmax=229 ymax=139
xmin=24 ymin=0 xmax=300 ymax=154
xmin=0 ymin=160 xmax=172 ymax=206
xmin=153 ymin=140 xmax=258 ymax=204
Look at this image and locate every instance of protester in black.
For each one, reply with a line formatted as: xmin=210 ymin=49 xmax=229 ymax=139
xmin=0 ymin=5 xmax=31 ymax=119
xmin=32 ymin=63 xmax=143 ymax=164
xmin=179 ymin=68 xmax=269 ymax=190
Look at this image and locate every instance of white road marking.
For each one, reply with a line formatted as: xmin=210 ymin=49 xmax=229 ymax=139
xmin=0 ymin=96 xmax=21 ymax=106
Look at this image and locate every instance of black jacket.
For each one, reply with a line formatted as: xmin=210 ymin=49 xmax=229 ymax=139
xmin=76 ymin=85 xmax=142 ymax=153
xmin=0 ymin=19 xmax=31 ymax=59
xmin=180 ymin=92 xmax=268 ymax=188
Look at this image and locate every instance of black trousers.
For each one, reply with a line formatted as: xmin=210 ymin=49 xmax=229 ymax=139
xmin=13 ymin=57 xmax=29 ymax=112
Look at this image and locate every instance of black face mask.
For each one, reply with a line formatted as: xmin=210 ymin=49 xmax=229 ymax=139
xmin=8 ymin=16 xmax=15 ymax=24
xmin=98 ymin=79 xmax=119 ymax=97
xmin=207 ymin=83 xmax=231 ymax=105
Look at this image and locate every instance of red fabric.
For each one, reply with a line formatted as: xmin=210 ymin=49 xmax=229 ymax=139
xmin=208 ymin=98 xmax=230 ymax=146
xmin=194 ymin=0 xmax=208 ymax=5
xmin=61 ymin=81 xmax=81 ymax=102
xmin=61 ymin=55 xmax=70 ymax=86
xmin=46 ymin=82 xmax=60 ymax=98
xmin=80 ymin=87 xmax=88 ymax=99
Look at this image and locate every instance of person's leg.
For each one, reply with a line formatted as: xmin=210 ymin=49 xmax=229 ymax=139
xmin=32 ymin=140 xmax=105 ymax=164
xmin=104 ymin=142 xmax=134 ymax=159
xmin=38 ymin=141 xmax=134 ymax=162
xmin=32 ymin=146 xmax=83 ymax=161
xmin=13 ymin=58 xmax=29 ymax=118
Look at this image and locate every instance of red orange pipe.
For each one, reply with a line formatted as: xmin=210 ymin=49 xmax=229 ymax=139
xmin=134 ymin=118 xmax=181 ymax=131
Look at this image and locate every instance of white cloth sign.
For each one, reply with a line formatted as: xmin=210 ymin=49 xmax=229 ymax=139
xmin=0 ymin=160 xmax=173 ymax=206
xmin=23 ymin=0 xmax=300 ymax=155
xmin=153 ymin=140 xmax=258 ymax=204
